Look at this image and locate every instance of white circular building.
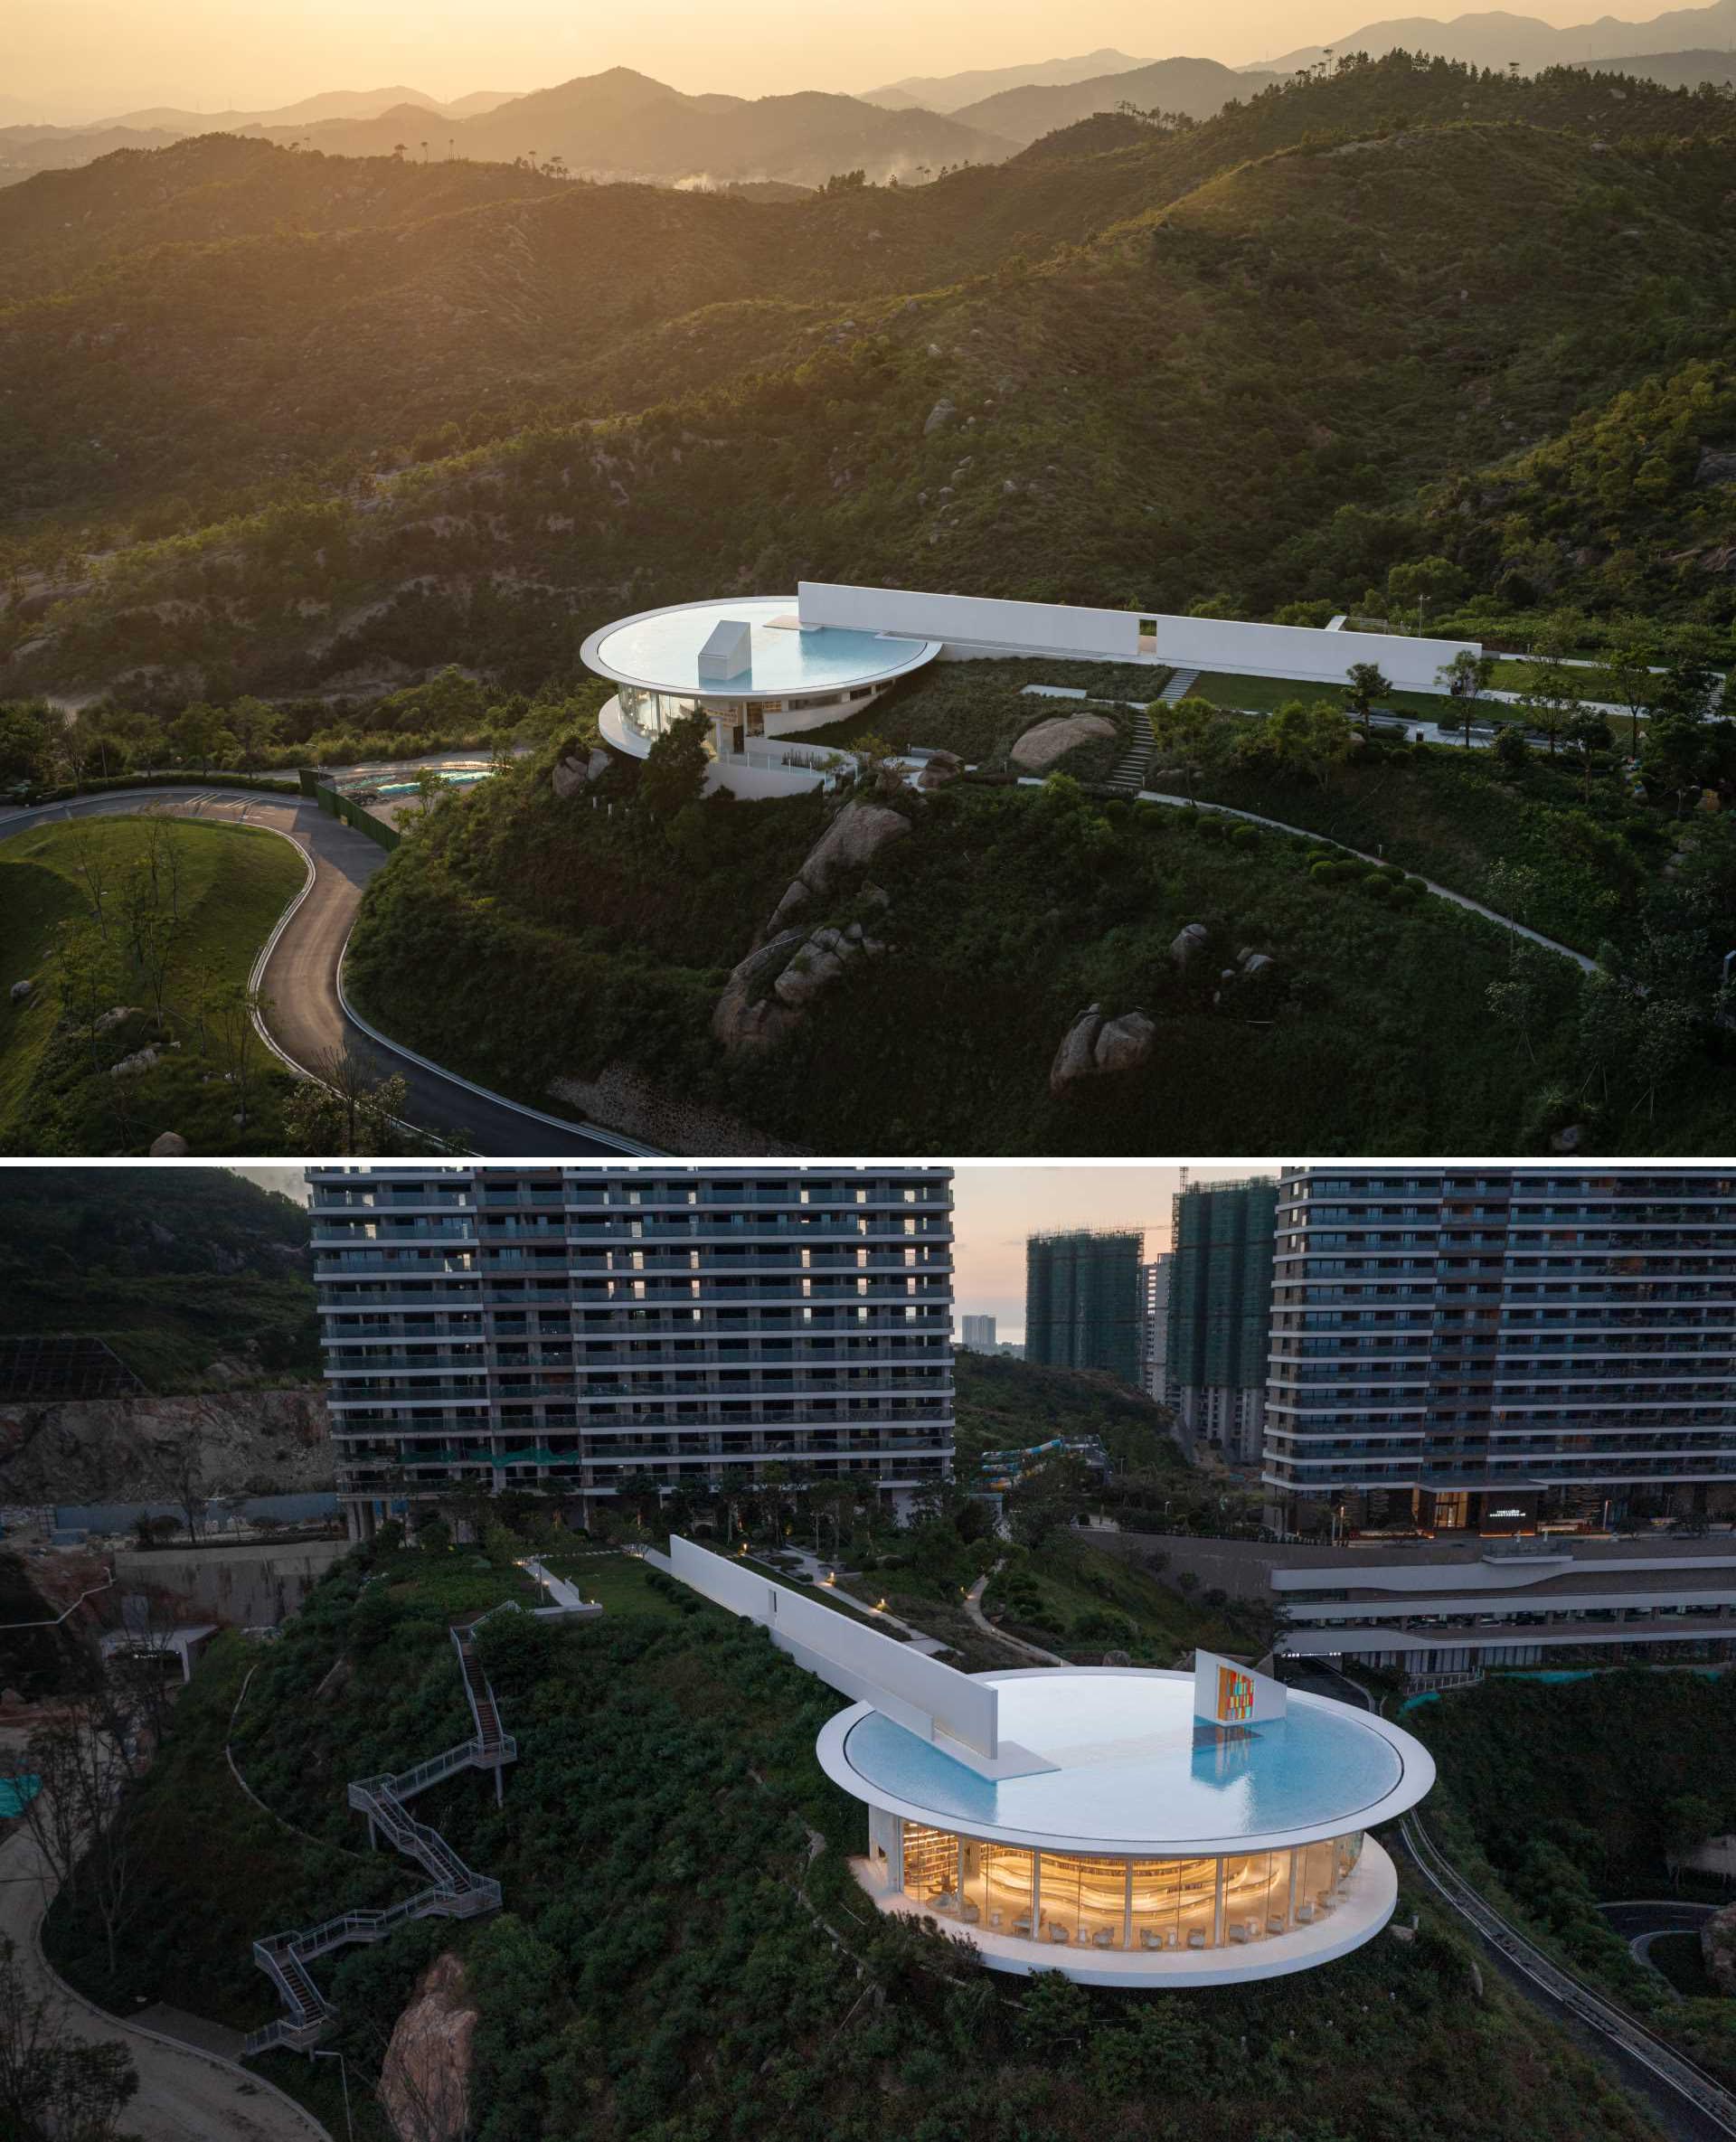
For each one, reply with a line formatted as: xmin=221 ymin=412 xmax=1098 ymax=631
xmin=817 ymin=1665 xmax=1434 ymax=1986
xmin=581 ymin=596 xmax=941 ymax=797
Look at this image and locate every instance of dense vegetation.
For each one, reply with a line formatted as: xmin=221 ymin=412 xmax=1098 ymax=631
xmin=952 ymin=1350 xmax=1182 ymax=1476
xmin=344 ymin=729 xmax=1733 ymax=1153
xmin=1408 ymin=1670 xmax=1736 ymax=2090
xmin=0 ymin=815 xmax=307 ymax=1154
xmin=44 ymin=1536 xmax=1669 ymax=2142
xmin=0 ymin=1165 xmax=316 ymax=1384
xmin=3 ymin=57 xmax=1736 ymax=722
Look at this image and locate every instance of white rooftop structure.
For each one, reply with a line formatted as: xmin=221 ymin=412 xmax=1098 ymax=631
xmin=659 ymin=1536 xmax=1434 ymax=1986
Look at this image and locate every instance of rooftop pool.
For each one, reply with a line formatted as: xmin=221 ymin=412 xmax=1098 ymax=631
xmin=592 ymin=598 xmax=939 ymax=695
xmin=842 ymin=1673 xmax=1407 ymax=1846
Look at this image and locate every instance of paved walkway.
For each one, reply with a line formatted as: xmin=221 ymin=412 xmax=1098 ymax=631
xmin=0 ymin=785 xmax=646 ymax=1155
xmin=1131 ymin=788 xmax=1598 ymax=973
xmin=0 ymin=1777 xmax=331 ymax=2142
xmin=520 ymin=1556 xmax=596 ymax=1613
xmin=962 ymin=1568 xmax=1070 ymax=1666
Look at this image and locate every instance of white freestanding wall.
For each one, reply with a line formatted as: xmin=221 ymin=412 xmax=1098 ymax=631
xmin=1149 ymin=615 xmax=1477 ymax=692
xmin=662 ymin=1538 xmax=1053 ymax=1778
xmin=798 ymin=582 xmax=1142 ymax=661
xmin=795 ymin=582 xmax=1480 ymax=694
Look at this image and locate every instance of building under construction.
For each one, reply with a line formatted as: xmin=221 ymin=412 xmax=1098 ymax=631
xmin=1024 ymin=1230 xmax=1145 ymax=1386
xmin=1166 ymin=1178 xmax=1279 ymax=1463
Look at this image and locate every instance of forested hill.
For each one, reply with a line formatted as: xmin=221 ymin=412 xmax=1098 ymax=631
xmin=3 ymin=52 xmax=1735 ymax=708
xmin=0 ymin=1167 xmax=316 ymax=1386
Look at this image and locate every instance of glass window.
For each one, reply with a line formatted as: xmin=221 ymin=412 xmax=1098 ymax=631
xmin=1129 ymin=1855 xmax=1219 ymax=1952
xmin=963 ymin=1838 xmax=1033 ymax=1936
xmin=1222 ymin=1851 xmax=1288 ymax=1942
xmin=1039 ymin=1854 xmax=1128 ymax=1951
xmin=901 ymin=1824 xmax=959 ymax=1910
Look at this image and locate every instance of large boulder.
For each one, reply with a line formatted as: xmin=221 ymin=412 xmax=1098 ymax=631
xmin=552 ymin=745 xmax=612 ymax=799
xmin=1049 ymin=1005 xmax=1156 ymax=1093
xmin=148 ymin=1131 xmax=190 ymax=1157
xmin=712 ymin=930 xmax=809 ymax=1055
xmin=797 ymin=801 xmax=910 ymax=897
xmin=1009 ymin=712 xmax=1117 ymax=772
xmin=381 ymin=1952 xmax=476 ymax=2142
xmin=923 ymin=399 xmax=957 ymax=436
xmin=1171 ymin=923 xmax=1212 ymax=968
xmin=8 ymin=979 xmax=31 ymax=1005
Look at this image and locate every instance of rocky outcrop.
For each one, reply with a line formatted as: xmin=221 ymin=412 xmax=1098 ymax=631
xmin=923 ymin=399 xmax=957 ymax=436
xmin=0 ymin=1388 xmax=332 ymax=1504
xmin=1170 ymin=922 xmax=1211 ymax=968
xmin=1049 ymin=1005 xmax=1156 ymax=1094
xmin=9 ymin=979 xmax=32 ymax=1004
xmin=713 ymin=921 xmax=886 ymax=1056
xmin=552 ymin=745 xmax=612 ymax=799
xmin=1703 ymin=1899 xmax=1736 ymax=1997
xmin=916 ymin=750 xmax=964 ymax=790
xmin=381 ymin=1952 xmax=477 ymax=2142
xmin=148 ymin=1131 xmax=190 ymax=1156
xmin=1009 ymin=712 xmax=1117 ymax=772
xmin=761 ymin=800 xmax=910 ymax=940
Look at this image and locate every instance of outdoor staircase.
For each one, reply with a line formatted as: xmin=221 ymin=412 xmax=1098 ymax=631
xmin=1107 ymin=704 xmax=1160 ymax=797
xmin=1105 ymin=670 xmax=1201 ymax=797
xmin=243 ymin=1608 xmax=520 ymax=2058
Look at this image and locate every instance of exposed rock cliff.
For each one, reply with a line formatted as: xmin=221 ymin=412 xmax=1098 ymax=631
xmin=382 ymin=1951 xmax=477 ymax=2142
xmin=0 ymin=1387 xmax=331 ymax=1504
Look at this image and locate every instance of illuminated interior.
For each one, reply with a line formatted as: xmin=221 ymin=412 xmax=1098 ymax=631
xmin=892 ymin=1822 xmax=1365 ymax=1951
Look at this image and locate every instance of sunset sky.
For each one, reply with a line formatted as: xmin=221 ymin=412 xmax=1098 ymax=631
xmin=7 ymin=0 xmax=1667 ymax=119
xmin=238 ymin=1163 xmax=1260 ymax=1341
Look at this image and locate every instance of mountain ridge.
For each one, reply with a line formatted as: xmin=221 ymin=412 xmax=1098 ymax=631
xmin=1256 ymin=0 xmax=1736 ymax=72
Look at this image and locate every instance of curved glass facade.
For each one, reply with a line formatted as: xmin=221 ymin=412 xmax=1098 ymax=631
xmin=886 ymin=1819 xmax=1363 ymax=1953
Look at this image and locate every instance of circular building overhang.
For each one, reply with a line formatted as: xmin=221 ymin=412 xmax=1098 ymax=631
xmin=580 ymin=596 xmax=942 ymax=703
xmin=816 ymin=1667 xmax=1435 ymax=1859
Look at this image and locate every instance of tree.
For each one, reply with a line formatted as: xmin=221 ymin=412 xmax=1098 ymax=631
xmin=1654 ymin=624 xmax=1722 ymax=726
xmin=0 ymin=700 xmax=53 ymax=788
xmin=1492 ymin=722 xmax=1531 ymax=774
xmin=207 ymin=981 xmax=266 ymax=1126
xmin=1516 ymin=618 xmax=1586 ymax=758
xmin=52 ymin=920 xmax=118 ymax=1075
xmin=1341 ymin=661 xmax=1392 ymax=740
xmin=1149 ymin=694 xmax=1234 ymax=803
xmin=1640 ymin=716 xmax=1711 ymax=816
xmin=0 ymin=1935 xmax=138 ymax=2142
xmin=1602 ymin=617 xmax=1662 ymax=756
xmin=1435 ymin=649 xmax=1496 ymax=746
xmin=283 ymin=1043 xmax=412 ymax=1153
xmin=1385 ymin=554 xmax=1465 ymax=634
xmin=1566 ymin=711 xmax=1613 ymax=803
xmin=166 ymin=703 xmax=233 ymax=776
xmin=1016 ymin=1969 xmax=1090 ymax=2055
xmin=639 ymin=710 xmax=711 ymax=818
xmin=1253 ymin=698 xmax=1354 ymax=790
xmin=226 ymin=696 xmax=282 ymax=768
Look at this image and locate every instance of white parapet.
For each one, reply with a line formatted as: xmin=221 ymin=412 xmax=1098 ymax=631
xmin=661 ymin=1537 xmax=1055 ymax=1779
xmin=797 ymin=581 xmax=1143 ymax=661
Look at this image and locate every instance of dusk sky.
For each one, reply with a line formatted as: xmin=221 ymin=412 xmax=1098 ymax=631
xmin=237 ymin=1163 xmax=1260 ymax=1341
xmin=7 ymin=0 xmax=1665 ymax=119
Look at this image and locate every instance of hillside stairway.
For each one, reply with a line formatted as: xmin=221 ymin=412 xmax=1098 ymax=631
xmin=242 ymin=1607 xmax=520 ymax=2057
xmin=1105 ymin=670 xmax=1201 ymax=797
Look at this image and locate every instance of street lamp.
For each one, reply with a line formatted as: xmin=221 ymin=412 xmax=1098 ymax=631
xmin=309 ymin=2049 xmax=354 ymax=2142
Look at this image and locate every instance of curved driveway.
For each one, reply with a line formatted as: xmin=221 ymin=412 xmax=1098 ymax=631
xmin=0 ymin=1782 xmax=330 ymax=2142
xmin=0 ymin=786 xmax=647 ymax=1156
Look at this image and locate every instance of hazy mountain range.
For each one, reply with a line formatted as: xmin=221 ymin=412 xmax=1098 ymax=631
xmin=5 ymin=1 xmax=1736 ymax=193
xmin=1256 ymin=0 xmax=1736 ymax=71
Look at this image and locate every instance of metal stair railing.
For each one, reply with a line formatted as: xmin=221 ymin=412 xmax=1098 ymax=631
xmin=243 ymin=1603 xmax=522 ymax=2059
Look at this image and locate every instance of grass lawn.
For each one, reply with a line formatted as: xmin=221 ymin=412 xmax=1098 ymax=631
xmin=0 ymin=816 xmax=305 ymax=1153
xmin=798 ymin=655 xmax=1163 ymax=773
xmin=983 ymin=1535 xmax=1265 ymax=1665
xmin=1190 ymin=669 xmax=1460 ymax=722
xmin=532 ymin=1550 xmax=684 ymax=1618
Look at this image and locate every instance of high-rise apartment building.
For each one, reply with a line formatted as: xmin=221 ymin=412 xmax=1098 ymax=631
xmin=1263 ymin=1167 xmax=1736 ymax=1535
xmin=1139 ymin=1256 xmax=1173 ymax=1407
xmin=960 ymin=1315 xmax=997 ymax=1352
xmin=310 ymin=1166 xmax=955 ymax=1539
xmin=1024 ymin=1231 xmax=1144 ymax=1385
xmin=1166 ymin=1178 xmax=1278 ymax=1464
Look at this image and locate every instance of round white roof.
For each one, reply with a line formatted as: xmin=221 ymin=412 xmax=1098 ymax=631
xmin=580 ymin=597 xmax=941 ymax=701
xmin=816 ymin=1668 xmax=1434 ymax=1857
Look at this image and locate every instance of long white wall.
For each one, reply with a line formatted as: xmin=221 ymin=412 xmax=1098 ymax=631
xmin=798 ymin=581 xmax=1141 ymax=661
xmin=795 ymin=581 xmax=1480 ymax=694
xmin=665 ymin=1536 xmax=1002 ymax=1761
xmin=1151 ymin=614 xmax=1477 ymax=693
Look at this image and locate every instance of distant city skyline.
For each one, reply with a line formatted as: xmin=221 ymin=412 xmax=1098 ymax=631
xmin=6 ymin=0 xmax=1699 ymax=123
xmin=234 ymin=1162 xmax=1253 ymax=1343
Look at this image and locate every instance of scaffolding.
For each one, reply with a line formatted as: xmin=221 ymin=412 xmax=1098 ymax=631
xmin=0 ymin=1335 xmax=146 ymax=1402
xmin=1024 ymin=1231 xmax=1145 ymax=1386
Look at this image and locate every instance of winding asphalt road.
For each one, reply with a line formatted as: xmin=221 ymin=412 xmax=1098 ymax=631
xmin=0 ymin=785 xmax=648 ymax=1156
xmin=0 ymin=1771 xmax=330 ymax=2142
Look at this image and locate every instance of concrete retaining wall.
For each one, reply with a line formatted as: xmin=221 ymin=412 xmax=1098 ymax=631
xmin=115 ymin=1540 xmax=348 ymax=1628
